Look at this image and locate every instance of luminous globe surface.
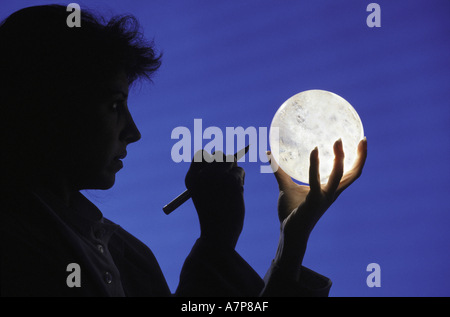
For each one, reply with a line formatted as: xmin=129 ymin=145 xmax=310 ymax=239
xmin=269 ymin=90 xmax=364 ymax=184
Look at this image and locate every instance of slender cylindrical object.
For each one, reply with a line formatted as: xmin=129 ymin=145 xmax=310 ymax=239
xmin=163 ymin=189 xmax=190 ymax=215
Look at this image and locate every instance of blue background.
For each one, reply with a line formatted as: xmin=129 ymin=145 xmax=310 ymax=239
xmin=2 ymin=0 xmax=449 ymax=296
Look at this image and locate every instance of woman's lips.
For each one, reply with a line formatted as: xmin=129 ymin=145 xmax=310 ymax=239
xmin=114 ymin=152 xmax=127 ymax=160
xmin=112 ymin=152 xmax=127 ymax=169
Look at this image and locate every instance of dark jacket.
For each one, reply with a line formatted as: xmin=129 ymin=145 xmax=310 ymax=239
xmin=1 ymin=182 xmax=331 ymax=297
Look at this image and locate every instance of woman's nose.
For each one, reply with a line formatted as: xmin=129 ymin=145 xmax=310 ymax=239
xmin=122 ymin=110 xmax=141 ymax=144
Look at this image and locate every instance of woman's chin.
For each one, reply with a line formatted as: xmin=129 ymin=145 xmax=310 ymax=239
xmin=81 ymin=171 xmax=117 ymax=190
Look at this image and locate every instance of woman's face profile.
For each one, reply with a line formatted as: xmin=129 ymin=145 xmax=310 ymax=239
xmin=66 ymin=71 xmax=141 ymax=191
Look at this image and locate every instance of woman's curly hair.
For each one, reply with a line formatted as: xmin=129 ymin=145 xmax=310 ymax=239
xmin=0 ymin=4 xmax=162 ymax=102
xmin=0 ymin=4 xmax=162 ymax=173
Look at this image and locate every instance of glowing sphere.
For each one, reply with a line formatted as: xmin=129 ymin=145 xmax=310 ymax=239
xmin=269 ymin=90 xmax=364 ymax=184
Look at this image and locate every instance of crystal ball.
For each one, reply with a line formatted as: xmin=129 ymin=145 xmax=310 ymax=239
xmin=269 ymin=89 xmax=364 ymax=184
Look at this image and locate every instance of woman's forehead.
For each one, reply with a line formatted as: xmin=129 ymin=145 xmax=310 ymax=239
xmin=97 ymin=71 xmax=129 ymax=98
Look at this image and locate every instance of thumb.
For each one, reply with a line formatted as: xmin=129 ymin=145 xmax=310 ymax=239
xmin=266 ymin=151 xmax=294 ymax=190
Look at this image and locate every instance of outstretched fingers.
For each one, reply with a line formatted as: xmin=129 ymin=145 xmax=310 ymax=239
xmin=325 ymin=139 xmax=345 ymax=195
xmin=336 ymin=137 xmax=367 ymax=196
xmin=352 ymin=137 xmax=368 ymax=178
xmin=308 ymin=147 xmax=321 ymax=195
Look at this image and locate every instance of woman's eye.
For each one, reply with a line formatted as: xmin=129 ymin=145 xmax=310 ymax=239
xmin=111 ymin=100 xmax=125 ymax=110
